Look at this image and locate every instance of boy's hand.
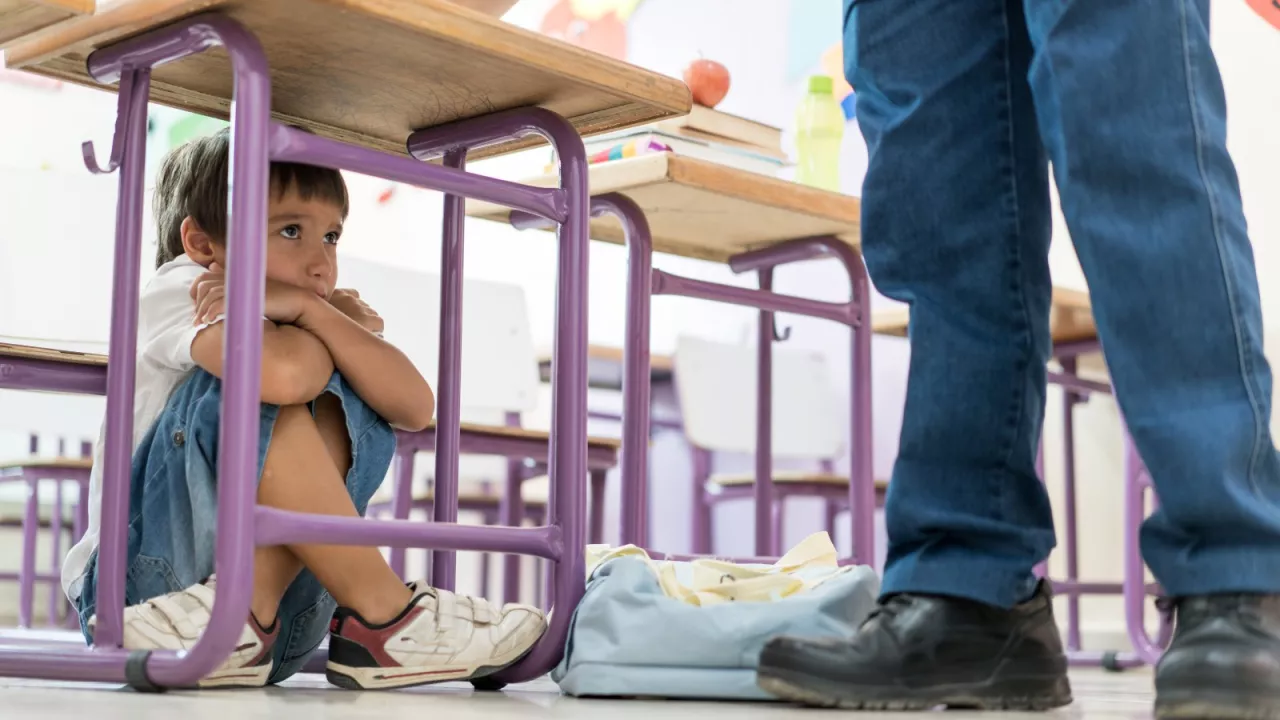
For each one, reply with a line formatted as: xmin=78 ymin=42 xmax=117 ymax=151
xmin=328 ymin=289 xmax=385 ymax=335
xmin=190 ymin=264 xmax=314 ymax=326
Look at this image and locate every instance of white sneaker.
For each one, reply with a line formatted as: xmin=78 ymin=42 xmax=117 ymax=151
xmin=88 ymin=577 xmax=278 ymax=688
xmin=325 ymin=581 xmax=546 ymax=689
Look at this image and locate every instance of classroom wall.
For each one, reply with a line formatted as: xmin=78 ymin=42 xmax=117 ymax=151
xmin=0 ymin=1 xmax=1276 ymax=646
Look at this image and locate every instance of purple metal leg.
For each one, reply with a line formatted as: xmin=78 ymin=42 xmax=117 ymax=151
xmin=691 ymin=447 xmax=713 ymax=554
xmin=838 ymin=245 xmax=877 ymax=567
xmin=50 ymin=479 xmax=65 ymax=625
xmin=410 ymin=106 xmax=592 ymax=683
xmin=91 ymin=66 xmax=153 ymax=653
xmin=501 ymin=412 xmax=526 ymax=603
xmin=0 ymin=14 xmax=276 ymax=686
xmin=431 ymin=148 xmax=468 ymax=593
xmin=18 ymin=470 xmax=38 ymax=629
xmin=589 ymin=469 xmax=606 ymax=545
xmin=387 ymin=449 xmax=416 ymax=579
xmin=74 ymin=479 xmax=90 ymax=549
xmin=1060 ymin=357 xmax=1082 ymax=652
xmin=754 ymin=269 xmax=777 ymax=557
xmin=770 ymin=494 xmax=785 ymax=557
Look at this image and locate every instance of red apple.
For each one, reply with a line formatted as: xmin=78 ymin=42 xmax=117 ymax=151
xmin=683 ymin=59 xmax=730 ymax=108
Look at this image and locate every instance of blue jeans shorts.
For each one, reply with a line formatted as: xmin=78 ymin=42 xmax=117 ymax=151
xmin=73 ymin=369 xmax=396 ymax=682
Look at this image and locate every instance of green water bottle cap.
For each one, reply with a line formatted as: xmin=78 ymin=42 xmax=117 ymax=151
xmin=808 ymin=75 xmax=833 ymax=94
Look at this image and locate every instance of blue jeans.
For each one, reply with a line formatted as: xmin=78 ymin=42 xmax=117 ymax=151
xmin=74 ymin=369 xmax=396 ymax=682
xmin=845 ymin=0 xmax=1280 ymax=607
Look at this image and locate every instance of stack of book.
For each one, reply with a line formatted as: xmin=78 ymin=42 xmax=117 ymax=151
xmin=581 ymin=106 xmax=788 ymax=177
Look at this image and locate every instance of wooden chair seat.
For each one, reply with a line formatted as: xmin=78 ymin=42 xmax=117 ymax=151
xmin=0 ymin=457 xmax=93 ymax=472
xmin=0 ymin=513 xmax=76 ymax=530
xmin=709 ymin=470 xmax=888 ymax=492
xmin=0 ymin=342 xmax=108 ymax=366
xmin=372 ymin=475 xmax=552 ymax=507
xmin=419 ymin=421 xmax=622 ymax=451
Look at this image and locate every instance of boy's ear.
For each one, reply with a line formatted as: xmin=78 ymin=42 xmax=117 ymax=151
xmin=180 ymin=216 xmax=218 ymax=266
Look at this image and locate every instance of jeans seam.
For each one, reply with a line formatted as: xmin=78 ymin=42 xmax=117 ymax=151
xmin=996 ymin=1 xmax=1031 ymax=479
xmin=1176 ymin=0 xmax=1266 ymax=496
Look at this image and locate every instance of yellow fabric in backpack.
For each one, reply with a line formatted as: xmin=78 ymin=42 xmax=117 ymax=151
xmin=584 ymin=531 xmax=845 ymax=607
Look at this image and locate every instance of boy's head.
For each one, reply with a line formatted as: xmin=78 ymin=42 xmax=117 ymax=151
xmin=153 ymin=127 xmax=350 ymax=299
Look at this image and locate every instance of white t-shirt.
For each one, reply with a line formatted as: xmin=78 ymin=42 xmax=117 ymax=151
xmin=63 ymin=255 xmax=213 ymax=600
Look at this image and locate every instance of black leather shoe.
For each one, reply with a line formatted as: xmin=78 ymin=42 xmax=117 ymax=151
xmin=1154 ymin=594 xmax=1280 ymax=719
xmin=756 ymin=580 xmax=1071 ymax=711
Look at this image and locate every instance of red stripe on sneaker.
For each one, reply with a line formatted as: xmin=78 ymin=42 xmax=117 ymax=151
xmin=335 ymin=606 xmax=427 ymax=668
xmin=378 ymin=667 xmax=470 ymax=680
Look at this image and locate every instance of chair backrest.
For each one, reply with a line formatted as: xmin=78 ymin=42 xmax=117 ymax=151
xmin=339 ymin=256 xmax=540 ymax=487
xmin=338 ymin=255 xmax=540 ymax=416
xmin=673 ymin=334 xmax=843 ymax=460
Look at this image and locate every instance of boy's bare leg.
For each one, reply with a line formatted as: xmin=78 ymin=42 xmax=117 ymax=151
xmin=256 ymin=402 xmax=412 ymax=624
xmin=251 ymin=395 xmax=353 ymax=624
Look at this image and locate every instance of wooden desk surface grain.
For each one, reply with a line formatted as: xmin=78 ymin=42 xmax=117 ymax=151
xmin=468 ymin=153 xmax=862 ymax=263
xmin=0 ymin=0 xmax=92 ymax=49
xmin=3 ymin=0 xmax=692 ymax=158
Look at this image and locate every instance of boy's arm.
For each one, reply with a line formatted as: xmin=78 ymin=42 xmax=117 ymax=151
xmin=293 ymin=295 xmax=436 ymax=431
xmin=190 ymin=320 xmax=336 ymax=406
xmin=186 ymin=270 xmax=335 ymax=406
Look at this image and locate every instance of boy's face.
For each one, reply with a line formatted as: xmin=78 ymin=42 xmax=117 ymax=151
xmin=207 ymin=188 xmax=344 ymax=300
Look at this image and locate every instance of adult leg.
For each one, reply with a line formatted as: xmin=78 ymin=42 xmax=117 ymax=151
xmin=756 ymin=0 xmax=1070 ymax=710
xmin=852 ymin=0 xmax=1057 ymax=608
xmin=1020 ymin=1 xmax=1280 ymax=716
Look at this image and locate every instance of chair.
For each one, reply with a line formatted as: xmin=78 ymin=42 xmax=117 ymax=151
xmin=673 ymin=335 xmax=886 ymax=557
xmin=344 ymin=257 xmax=619 ymax=600
xmin=0 ymin=388 xmax=103 ymax=628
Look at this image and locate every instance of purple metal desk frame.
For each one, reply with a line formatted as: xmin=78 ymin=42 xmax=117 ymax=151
xmin=0 ymin=13 xmax=590 ymax=689
xmin=384 ymin=419 xmax=615 ymax=602
xmin=503 ymin=194 xmax=877 ymax=566
xmin=1038 ymin=341 xmax=1171 ymax=670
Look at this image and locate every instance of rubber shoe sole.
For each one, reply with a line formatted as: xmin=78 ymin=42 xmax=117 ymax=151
xmin=325 ymin=644 xmax=535 ymax=691
xmin=1156 ymin=689 xmax=1280 ymax=720
xmin=757 ymin=662 xmax=1073 ymax=712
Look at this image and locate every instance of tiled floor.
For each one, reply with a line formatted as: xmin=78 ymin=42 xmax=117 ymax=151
xmin=0 ymin=669 xmax=1156 ymax=719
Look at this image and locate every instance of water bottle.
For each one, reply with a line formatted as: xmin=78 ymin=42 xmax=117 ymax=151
xmin=794 ymin=75 xmax=844 ymax=192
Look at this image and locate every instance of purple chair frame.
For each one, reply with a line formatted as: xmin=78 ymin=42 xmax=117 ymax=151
xmin=1041 ymin=342 xmax=1171 ymax=669
xmin=0 ymin=13 xmax=593 ymax=688
xmin=692 ymin=453 xmax=887 ymax=557
xmin=0 ymin=438 xmax=93 ymax=629
xmin=382 ymin=416 xmax=614 ymax=602
xmin=502 ymin=194 xmax=877 ymax=566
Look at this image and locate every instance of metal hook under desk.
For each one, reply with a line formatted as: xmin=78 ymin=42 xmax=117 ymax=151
xmin=82 ymin=69 xmax=147 ymax=175
xmin=772 ymin=317 xmax=792 ymax=342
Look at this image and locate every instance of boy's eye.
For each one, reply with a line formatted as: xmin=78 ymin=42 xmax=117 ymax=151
xmin=324 ymin=231 xmax=341 ymax=245
xmin=279 ymin=224 xmax=301 ymax=239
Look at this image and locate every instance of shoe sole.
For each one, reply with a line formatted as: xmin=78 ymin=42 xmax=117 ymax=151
xmin=325 ymin=633 xmax=542 ymax=691
xmin=1156 ymin=690 xmax=1280 ymax=720
xmin=195 ymin=663 xmax=273 ymax=690
xmin=757 ymin=666 xmax=1073 ymax=712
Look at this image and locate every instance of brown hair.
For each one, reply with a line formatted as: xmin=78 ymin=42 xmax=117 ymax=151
xmin=152 ymin=127 xmax=349 ymax=268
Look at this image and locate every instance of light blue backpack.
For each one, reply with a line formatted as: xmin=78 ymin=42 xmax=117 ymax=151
xmin=551 ymin=552 xmax=880 ymax=700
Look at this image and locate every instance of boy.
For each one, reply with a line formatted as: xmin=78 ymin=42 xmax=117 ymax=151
xmin=61 ymin=128 xmax=546 ymax=689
